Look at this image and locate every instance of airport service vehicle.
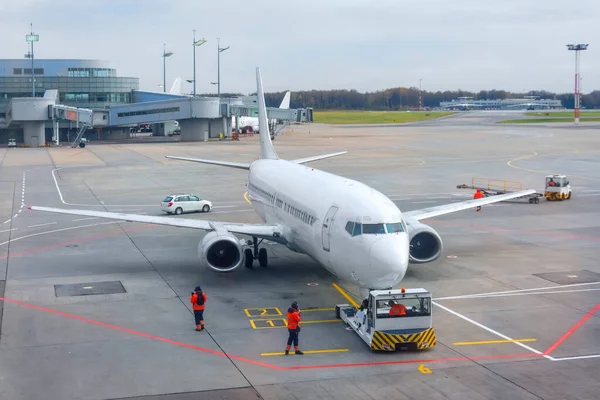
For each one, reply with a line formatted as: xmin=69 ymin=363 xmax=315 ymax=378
xmin=28 ymin=67 xmax=535 ymax=299
xmin=161 ymin=194 xmax=212 ymax=215
xmin=544 ymin=174 xmax=572 ymax=201
xmin=457 ymin=177 xmax=543 ymax=204
xmin=8 ymin=138 xmax=16 ymax=148
xmin=336 ymin=288 xmax=435 ymax=352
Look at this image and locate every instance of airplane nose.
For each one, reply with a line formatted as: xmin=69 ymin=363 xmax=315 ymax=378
xmin=368 ymin=235 xmax=409 ymax=288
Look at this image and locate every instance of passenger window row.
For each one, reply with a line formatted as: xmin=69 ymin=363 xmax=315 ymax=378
xmin=248 ymin=182 xmax=315 ymax=226
xmin=345 ymin=221 xmax=406 ymax=236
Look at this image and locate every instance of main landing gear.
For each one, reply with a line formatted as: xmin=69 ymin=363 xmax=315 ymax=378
xmin=244 ymin=236 xmax=268 ymax=268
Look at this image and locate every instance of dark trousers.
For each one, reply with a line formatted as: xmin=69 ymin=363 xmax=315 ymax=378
xmin=287 ymin=329 xmax=299 ymax=347
xmin=194 ymin=309 xmax=204 ymax=325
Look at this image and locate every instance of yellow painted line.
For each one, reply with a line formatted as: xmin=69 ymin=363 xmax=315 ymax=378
xmin=507 ymin=151 xmax=599 ymax=181
xmin=243 ymin=191 xmax=251 ymax=204
xmin=453 ymin=338 xmax=537 ymax=346
xmin=332 ymin=282 xmax=360 ymax=309
xmin=300 ymin=308 xmax=335 ymax=312
xmin=261 ymin=348 xmax=349 ymax=357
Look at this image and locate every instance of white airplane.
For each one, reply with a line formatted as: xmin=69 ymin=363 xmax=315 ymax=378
xmin=29 ymin=67 xmax=535 ymax=299
xmin=233 ymin=91 xmax=291 ymax=132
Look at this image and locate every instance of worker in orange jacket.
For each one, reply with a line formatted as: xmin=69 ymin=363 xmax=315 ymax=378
xmin=285 ymin=302 xmax=303 ymax=355
xmin=190 ymin=285 xmax=207 ymax=331
xmin=389 ymin=300 xmax=407 ymax=316
xmin=474 ymin=188 xmax=484 ymax=212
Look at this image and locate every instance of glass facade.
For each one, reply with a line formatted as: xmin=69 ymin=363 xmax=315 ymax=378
xmin=0 ymin=76 xmax=139 ymax=108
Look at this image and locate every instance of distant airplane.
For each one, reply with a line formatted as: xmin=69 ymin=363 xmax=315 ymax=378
xmin=169 ymin=78 xmax=182 ymax=95
xmin=28 ymin=67 xmax=535 ymax=299
xmin=233 ymin=91 xmax=291 ymax=132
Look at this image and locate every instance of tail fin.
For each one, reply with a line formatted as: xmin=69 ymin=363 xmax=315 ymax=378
xmin=279 ymin=91 xmax=291 ymax=109
xmin=256 ymin=67 xmax=278 ymax=160
xmin=169 ymin=78 xmax=182 ymax=95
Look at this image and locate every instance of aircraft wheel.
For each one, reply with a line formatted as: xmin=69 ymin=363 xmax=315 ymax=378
xmin=534 ymin=197 xmax=539 ymax=204
xmin=529 ymin=198 xmax=534 ymax=204
xmin=175 ymin=207 xmax=183 ymax=215
xmin=244 ymin=249 xmax=254 ymax=268
xmin=258 ymin=248 xmax=268 ymax=267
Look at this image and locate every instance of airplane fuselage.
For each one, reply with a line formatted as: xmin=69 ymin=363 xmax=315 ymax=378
xmin=247 ymin=159 xmax=409 ymax=290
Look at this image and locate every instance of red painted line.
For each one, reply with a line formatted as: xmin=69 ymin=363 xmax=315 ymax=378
xmin=0 ymin=296 xmax=282 ymax=370
xmin=543 ymin=303 xmax=600 ymax=356
xmin=427 ymin=221 xmax=600 ymax=242
xmin=0 ymin=295 xmax=542 ymax=371
xmin=0 ymin=224 xmax=155 ymax=260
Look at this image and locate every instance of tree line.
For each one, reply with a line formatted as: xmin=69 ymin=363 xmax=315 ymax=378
xmin=203 ymin=88 xmax=600 ymax=110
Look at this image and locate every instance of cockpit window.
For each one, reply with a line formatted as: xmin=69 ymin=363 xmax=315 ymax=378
xmin=386 ymin=223 xmax=405 ymax=233
xmin=353 ymin=223 xmax=362 ymax=236
xmin=345 ymin=222 xmax=354 ymax=235
xmin=362 ymin=224 xmax=385 ymax=234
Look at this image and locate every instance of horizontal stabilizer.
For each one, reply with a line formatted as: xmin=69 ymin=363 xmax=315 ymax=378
xmin=290 ymin=151 xmax=348 ymax=165
xmin=165 ymin=155 xmax=251 ymax=170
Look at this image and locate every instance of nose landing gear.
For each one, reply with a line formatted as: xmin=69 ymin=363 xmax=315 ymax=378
xmin=244 ymin=236 xmax=268 ymax=268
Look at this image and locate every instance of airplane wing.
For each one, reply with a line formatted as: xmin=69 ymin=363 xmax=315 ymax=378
xmin=402 ymin=189 xmax=536 ymax=221
xmin=28 ymin=206 xmax=282 ymax=241
xmin=165 ymin=156 xmax=251 ymax=170
xmin=290 ymin=151 xmax=348 ymax=165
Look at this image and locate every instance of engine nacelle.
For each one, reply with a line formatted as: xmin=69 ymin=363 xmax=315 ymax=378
xmin=406 ymin=222 xmax=443 ymax=264
xmin=198 ymin=231 xmax=243 ymax=272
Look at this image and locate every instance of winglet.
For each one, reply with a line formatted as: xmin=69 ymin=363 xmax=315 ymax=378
xmin=256 ymin=67 xmax=278 ymax=160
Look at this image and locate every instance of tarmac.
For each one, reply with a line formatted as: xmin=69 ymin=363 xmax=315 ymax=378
xmin=0 ymin=111 xmax=599 ymax=400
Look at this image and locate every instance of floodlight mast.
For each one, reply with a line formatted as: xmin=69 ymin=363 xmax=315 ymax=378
xmin=25 ymin=23 xmax=39 ymax=97
xmin=162 ymin=43 xmax=174 ymax=93
xmin=192 ymin=31 xmax=207 ymax=97
xmin=566 ymin=44 xmax=588 ymax=124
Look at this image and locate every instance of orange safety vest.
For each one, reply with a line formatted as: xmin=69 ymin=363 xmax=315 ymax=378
xmin=474 ymin=190 xmax=484 ymax=199
xmin=389 ymin=304 xmax=406 ymax=316
xmin=287 ymin=309 xmax=301 ymax=330
xmin=190 ymin=292 xmax=207 ymax=311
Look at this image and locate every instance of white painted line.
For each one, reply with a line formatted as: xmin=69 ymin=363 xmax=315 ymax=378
xmin=13 ymin=214 xmax=18 ymax=218
xmin=3 ymin=220 xmax=11 ymax=224
xmin=412 ymin=200 xmax=436 ymax=204
xmin=72 ymin=217 xmax=99 ymax=222
xmin=0 ymin=221 xmax=120 ymax=247
xmin=213 ymin=206 xmax=237 ymax=209
xmin=28 ymin=222 xmax=58 ymax=228
xmin=434 ymin=281 xmax=600 ymax=301
xmin=433 ymin=301 xmax=549 ymax=358
xmin=0 ymin=228 xmax=17 ymax=233
xmin=435 ymin=287 xmax=600 ymax=301
xmin=551 ymin=354 xmax=600 ymax=361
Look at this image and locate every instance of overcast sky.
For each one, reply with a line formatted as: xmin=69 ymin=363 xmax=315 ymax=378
xmin=1 ymin=0 xmax=598 ymax=95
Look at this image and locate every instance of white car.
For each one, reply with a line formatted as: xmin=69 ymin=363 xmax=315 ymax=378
xmin=8 ymin=138 xmax=16 ymax=148
xmin=161 ymin=194 xmax=213 ymax=215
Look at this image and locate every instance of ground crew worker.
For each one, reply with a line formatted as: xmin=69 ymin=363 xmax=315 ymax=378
xmin=190 ymin=286 xmax=207 ymax=331
xmin=285 ymin=302 xmax=303 ymax=355
xmin=389 ymin=300 xmax=406 ymax=316
xmin=474 ymin=188 xmax=484 ymax=212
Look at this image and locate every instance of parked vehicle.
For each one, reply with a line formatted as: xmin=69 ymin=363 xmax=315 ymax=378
xmin=161 ymin=194 xmax=213 ymax=215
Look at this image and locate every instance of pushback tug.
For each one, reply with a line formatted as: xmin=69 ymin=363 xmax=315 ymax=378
xmin=336 ymin=288 xmax=436 ymax=352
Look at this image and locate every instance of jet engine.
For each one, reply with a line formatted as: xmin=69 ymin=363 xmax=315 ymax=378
xmin=198 ymin=231 xmax=243 ymax=272
xmin=406 ymin=222 xmax=443 ymax=264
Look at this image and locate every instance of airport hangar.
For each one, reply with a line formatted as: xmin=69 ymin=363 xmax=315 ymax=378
xmin=0 ymin=59 xmax=313 ymax=147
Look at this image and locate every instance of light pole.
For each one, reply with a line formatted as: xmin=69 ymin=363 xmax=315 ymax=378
xmin=419 ymin=78 xmax=422 ymax=110
xmin=25 ymin=23 xmax=39 ymax=97
xmin=162 ymin=43 xmax=174 ymax=93
xmin=192 ymin=31 xmax=207 ymax=97
xmin=216 ymin=38 xmax=229 ymax=99
xmin=567 ymin=44 xmax=588 ymax=124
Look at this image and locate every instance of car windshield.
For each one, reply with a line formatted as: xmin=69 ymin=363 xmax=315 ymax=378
xmin=163 ymin=196 xmax=173 ymax=202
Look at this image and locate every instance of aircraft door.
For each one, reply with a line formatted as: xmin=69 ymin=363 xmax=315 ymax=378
xmin=321 ymin=205 xmax=339 ymax=252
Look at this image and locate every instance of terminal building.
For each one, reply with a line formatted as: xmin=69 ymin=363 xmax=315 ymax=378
xmin=439 ymin=96 xmax=563 ymax=110
xmin=0 ymin=58 xmax=312 ymax=146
